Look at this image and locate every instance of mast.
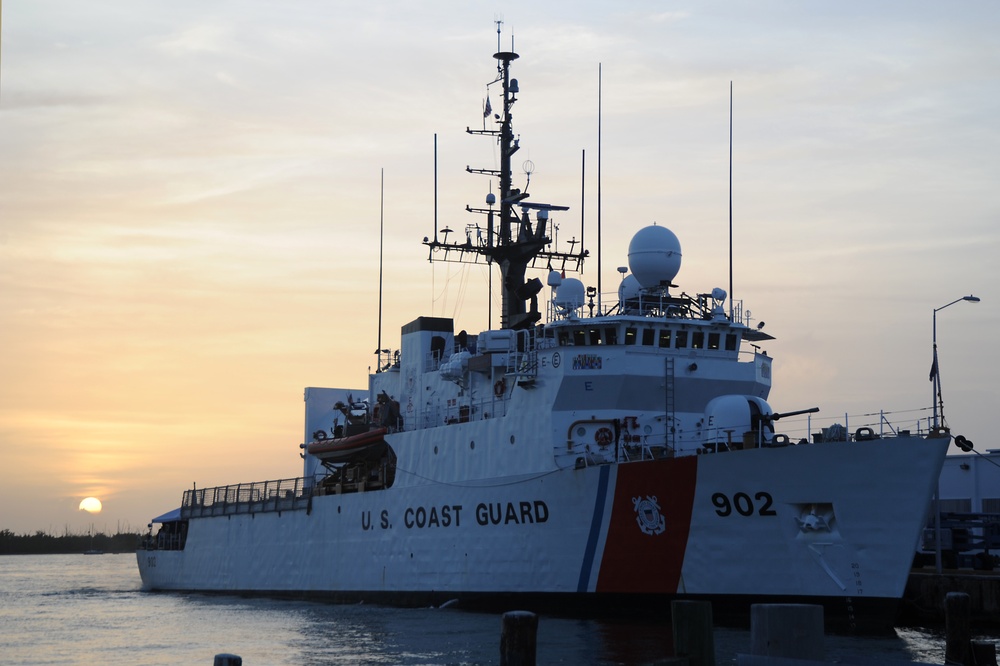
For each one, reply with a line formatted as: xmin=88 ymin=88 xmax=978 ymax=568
xmin=423 ymin=32 xmax=587 ymax=330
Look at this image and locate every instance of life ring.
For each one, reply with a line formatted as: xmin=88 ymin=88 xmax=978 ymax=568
xmin=594 ymin=427 xmax=614 ymax=447
xmin=494 ymin=379 xmax=506 ymax=398
xmin=312 ymin=429 xmax=328 ymax=441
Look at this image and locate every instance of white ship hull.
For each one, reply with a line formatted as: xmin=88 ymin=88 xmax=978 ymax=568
xmin=138 ymin=434 xmax=946 ymax=631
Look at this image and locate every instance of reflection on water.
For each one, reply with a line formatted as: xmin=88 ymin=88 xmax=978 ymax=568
xmin=0 ymin=554 xmax=990 ymax=665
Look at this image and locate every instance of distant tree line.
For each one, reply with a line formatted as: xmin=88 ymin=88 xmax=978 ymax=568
xmin=0 ymin=529 xmax=142 ymax=555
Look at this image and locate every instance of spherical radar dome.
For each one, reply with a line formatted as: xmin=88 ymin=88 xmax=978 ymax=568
xmin=553 ymin=277 xmax=585 ymax=311
xmin=618 ymin=274 xmax=641 ymax=302
xmin=627 ymin=225 xmax=682 ymax=289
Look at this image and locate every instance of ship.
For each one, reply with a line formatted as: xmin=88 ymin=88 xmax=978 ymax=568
xmin=137 ymin=31 xmax=953 ymax=633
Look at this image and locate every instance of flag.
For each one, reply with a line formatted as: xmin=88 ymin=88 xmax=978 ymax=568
xmin=929 ymin=356 xmax=938 ymax=382
xmin=484 ymin=95 xmax=492 ymax=118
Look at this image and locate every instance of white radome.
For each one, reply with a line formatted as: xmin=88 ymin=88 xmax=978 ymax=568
xmin=628 ymin=225 xmax=682 ymax=289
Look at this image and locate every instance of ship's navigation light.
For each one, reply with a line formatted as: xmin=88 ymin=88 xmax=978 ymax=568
xmin=510 ymin=78 xmax=519 ymax=93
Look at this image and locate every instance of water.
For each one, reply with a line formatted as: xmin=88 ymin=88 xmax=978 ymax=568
xmin=0 ymin=554 xmax=966 ymax=665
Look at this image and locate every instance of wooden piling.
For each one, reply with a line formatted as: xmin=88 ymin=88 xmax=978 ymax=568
xmin=971 ymin=640 xmax=998 ymax=666
xmin=500 ymin=610 xmax=538 ymax=666
xmin=671 ymin=600 xmax=715 ymax=666
xmin=945 ymin=591 xmax=971 ymax=666
xmin=749 ymin=604 xmax=824 ymax=662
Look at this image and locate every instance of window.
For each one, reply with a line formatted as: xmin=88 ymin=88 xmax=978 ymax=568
xmin=659 ymin=329 xmax=672 ymax=348
xmin=725 ymin=334 xmax=738 ymax=351
xmin=708 ymin=333 xmax=720 ymax=350
xmin=573 ymin=330 xmax=587 ymax=346
xmin=589 ymin=329 xmax=602 ymax=345
xmin=675 ymin=330 xmax=689 ymax=348
xmin=692 ymin=331 xmax=704 ymax=349
xmin=625 ymin=328 xmax=637 ymax=345
xmin=604 ymin=327 xmax=618 ymax=345
xmin=642 ymin=328 xmax=655 ymax=346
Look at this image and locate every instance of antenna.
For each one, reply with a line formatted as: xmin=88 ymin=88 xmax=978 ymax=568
xmin=433 ymin=133 xmax=438 ymax=242
xmin=377 ymin=168 xmax=385 ymax=362
xmin=728 ymin=81 xmax=734 ymax=321
xmin=580 ymin=148 xmax=586 ymax=265
xmin=597 ymin=62 xmax=603 ymax=314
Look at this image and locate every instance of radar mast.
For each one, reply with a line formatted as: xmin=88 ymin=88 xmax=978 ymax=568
xmin=423 ymin=28 xmax=587 ymax=330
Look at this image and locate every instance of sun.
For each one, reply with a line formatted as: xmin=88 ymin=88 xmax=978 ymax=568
xmin=79 ymin=497 xmax=103 ymax=513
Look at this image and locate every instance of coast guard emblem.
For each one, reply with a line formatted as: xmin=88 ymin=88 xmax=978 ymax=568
xmin=633 ymin=495 xmax=666 ymax=536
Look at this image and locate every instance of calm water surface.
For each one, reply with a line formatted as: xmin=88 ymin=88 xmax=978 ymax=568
xmin=0 ymin=553 xmax=969 ymax=664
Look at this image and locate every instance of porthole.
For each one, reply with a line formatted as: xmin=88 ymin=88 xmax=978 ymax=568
xmin=470 ymin=440 xmax=475 ymax=450
xmin=510 ymin=435 xmax=516 ymax=445
xmin=434 ymin=446 xmax=439 ymax=454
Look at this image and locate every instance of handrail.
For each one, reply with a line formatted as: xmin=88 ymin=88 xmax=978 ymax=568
xmin=181 ymin=476 xmax=310 ymax=519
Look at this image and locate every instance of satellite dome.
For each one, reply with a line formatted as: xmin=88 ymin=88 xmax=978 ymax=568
xmin=618 ymin=274 xmax=641 ymax=303
xmin=627 ymin=225 xmax=682 ymax=289
xmin=553 ymin=277 xmax=585 ymax=313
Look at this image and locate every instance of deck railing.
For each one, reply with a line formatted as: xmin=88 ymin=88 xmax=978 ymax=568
xmin=181 ymin=477 xmax=311 ymax=519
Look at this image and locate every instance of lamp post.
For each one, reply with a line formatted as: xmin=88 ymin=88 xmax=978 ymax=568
xmin=931 ymin=294 xmax=980 ymax=573
xmin=931 ymin=295 xmax=980 ymax=430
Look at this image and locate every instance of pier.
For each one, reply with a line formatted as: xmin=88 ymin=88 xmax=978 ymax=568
xmin=901 ymin=570 xmax=1000 ymax=629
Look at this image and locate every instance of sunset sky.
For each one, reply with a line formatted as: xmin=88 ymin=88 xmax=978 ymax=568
xmin=1 ymin=2 xmax=997 ymax=535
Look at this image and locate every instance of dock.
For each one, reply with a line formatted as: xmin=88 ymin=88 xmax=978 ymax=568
xmin=900 ymin=570 xmax=1000 ymax=629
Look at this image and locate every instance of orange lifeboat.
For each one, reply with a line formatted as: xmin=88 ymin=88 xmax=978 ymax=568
xmin=306 ymin=427 xmax=389 ymax=464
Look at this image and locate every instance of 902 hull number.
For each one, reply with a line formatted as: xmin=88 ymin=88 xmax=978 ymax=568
xmin=711 ymin=491 xmax=776 ymax=517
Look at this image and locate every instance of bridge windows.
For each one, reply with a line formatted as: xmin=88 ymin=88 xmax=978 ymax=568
xmin=553 ymin=324 xmax=740 ymax=356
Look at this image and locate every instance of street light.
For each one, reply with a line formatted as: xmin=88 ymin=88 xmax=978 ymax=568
xmin=930 ymin=294 xmax=979 ymax=573
xmin=931 ymin=295 xmax=980 ymax=431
